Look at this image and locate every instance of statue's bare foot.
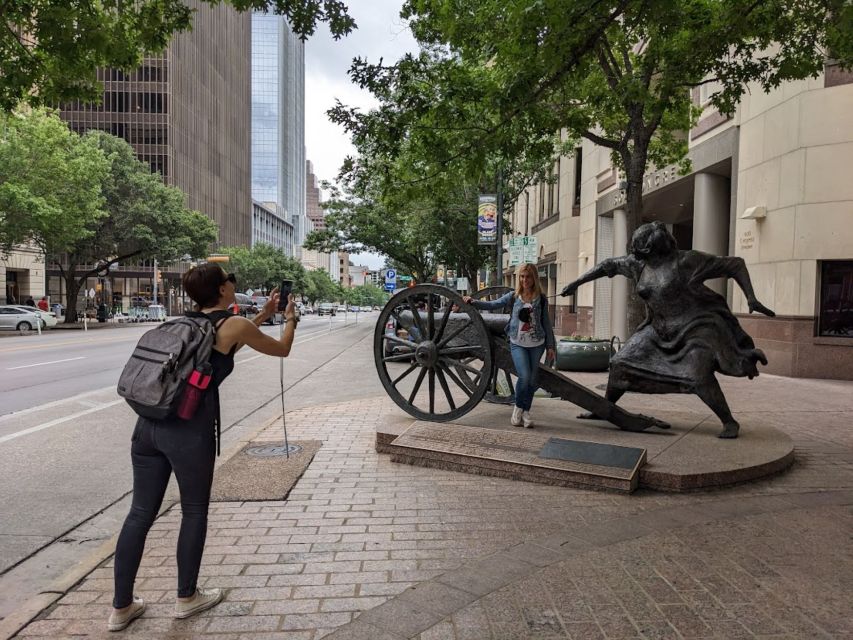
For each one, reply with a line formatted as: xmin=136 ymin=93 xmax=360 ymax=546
xmin=718 ymin=421 xmax=740 ymax=439
xmin=644 ymin=415 xmax=671 ymax=430
xmin=577 ymin=412 xmax=603 ymax=420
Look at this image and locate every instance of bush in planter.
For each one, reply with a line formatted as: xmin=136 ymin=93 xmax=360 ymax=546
xmin=555 ymin=334 xmax=613 ymax=372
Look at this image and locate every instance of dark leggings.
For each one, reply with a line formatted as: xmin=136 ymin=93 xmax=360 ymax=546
xmin=113 ymin=416 xmax=215 ymax=608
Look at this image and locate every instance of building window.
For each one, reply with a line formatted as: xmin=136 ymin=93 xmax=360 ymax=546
xmin=818 ymin=260 xmax=853 ymax=337
xmin=573 ymin=149 xmax=582 ymax=213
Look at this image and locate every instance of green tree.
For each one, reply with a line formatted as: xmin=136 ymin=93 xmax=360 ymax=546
xmin=303 ymin=268 xmax=338 ymax=304
xmin=57 ymin=131 xmax=217 ymax=322
xmin=0 ymin=1 xmax=355 ymax=112
xmin=332 ymin=0 xmax=853 ymax=328
xmin=0 ymin=108 xmax=109 ymax=257
xmin=220 ymin=243 xmax=306 ymax=295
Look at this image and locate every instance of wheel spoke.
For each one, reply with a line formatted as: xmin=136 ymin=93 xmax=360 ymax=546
xmin=437 ymin=362 xmax=474 ymax=397
xmin=383 ymin=352 xmax=415 ymax=363
xmin=437 ymin=319 xmax=472 ymax=349
xmin=428 ymin=368 xmax=435 ymax=414
xmin=441 ymin=357 xmax=484 ymax=379
xmin=383 ymin=334 xmax=416 ymax=348
xmin=408 ymin=367 xmax=428 ymax=405
xmin=435 ymin=366 xmax=456 ymax=410
xmin=391 ymin=363 xmax=418 ymax=388
xmin=409 ymin=304 xmax=427 ymax=341
xmin=427 ymin=293 xmax=435 ymax=339
xmin=433 ymin=306 xmax=452 ymax=344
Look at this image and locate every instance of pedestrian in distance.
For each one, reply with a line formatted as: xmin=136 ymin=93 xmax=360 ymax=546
xmin=109 ymin=263 xmax=299 ymax=632
xmin=24 ymin=296 xmax=35 ymax=307
xmin=463 ymin=263 xmax=556 ymax=428
xmin=37 ymin=296 xmax=48 ymax=312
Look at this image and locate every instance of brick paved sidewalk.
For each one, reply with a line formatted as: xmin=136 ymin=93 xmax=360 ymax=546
xmin=13 ymin=372 xmax=853 ymax=639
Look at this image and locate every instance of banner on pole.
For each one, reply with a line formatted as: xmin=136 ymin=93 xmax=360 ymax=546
xmin=477 ymin=195 xmax=497 ymax=245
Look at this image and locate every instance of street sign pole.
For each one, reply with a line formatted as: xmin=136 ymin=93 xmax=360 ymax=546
xmin=496 ymin=168 xmax=504 ymax=285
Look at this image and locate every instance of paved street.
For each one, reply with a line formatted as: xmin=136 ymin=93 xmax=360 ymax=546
xmin=2 ymin=330 xmax=852 ymax=639
xmin=0 ymin=312 xmax=377 ymax=621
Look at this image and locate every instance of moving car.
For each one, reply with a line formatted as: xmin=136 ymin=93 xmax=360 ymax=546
xmin=337 ymin=305 xmax=348 ymax=313
xmin=253 ymin=296 xmax=282 ymax=325
xmin=0 ymin=305 xmax=46 ymax=331
xmin=317 ymin=302 xmax=336 ymax=316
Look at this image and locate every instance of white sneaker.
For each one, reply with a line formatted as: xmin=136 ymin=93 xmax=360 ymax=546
xmin=175 ymin=587 xmax=223 ymax=619
xmin=511 ymin=406 xmax=522 ymax=426
xmin=108 ymin=596 xmax=145 ymax=632
xmin=522 ymin=411 xmax=533 ymax=428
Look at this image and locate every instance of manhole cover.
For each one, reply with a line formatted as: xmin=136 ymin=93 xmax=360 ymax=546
xmin=245 ymin=444 xmax=303 ymax=457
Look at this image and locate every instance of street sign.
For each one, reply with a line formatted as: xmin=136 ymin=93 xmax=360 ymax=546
xmin=399 ymin=275 xmax=412 ymax=282
xmin=384 ymin=269 xmax=396 ymax=284
xmin=87 ymin=288 xmax=96 ymax=299
xmin=384 ymin=282 xmax=396 ymax=292
xmin=509 ymin=236 xmax=538 ymax=266
xmin=456 ymin=277 xmax=469 ymax=291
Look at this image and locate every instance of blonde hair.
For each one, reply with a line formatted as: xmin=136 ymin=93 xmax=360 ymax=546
xmin=514 ymin=263 xmax=543 ymax=300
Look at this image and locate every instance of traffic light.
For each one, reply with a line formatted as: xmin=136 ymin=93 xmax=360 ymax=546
xmin=156 ymin=270 xmax=162 ymax=282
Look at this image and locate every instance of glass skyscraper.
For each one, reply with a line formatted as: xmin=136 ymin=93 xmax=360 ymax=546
xmin=251 ymin=13 xmax=306 ymax=253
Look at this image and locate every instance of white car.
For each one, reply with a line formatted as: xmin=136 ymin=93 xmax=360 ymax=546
xmin=0 ymin=305 xmax=52 ymax=331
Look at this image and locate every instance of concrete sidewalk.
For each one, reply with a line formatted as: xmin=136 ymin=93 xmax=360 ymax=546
xmin=9 ymin=371 xmax=853 ymax=639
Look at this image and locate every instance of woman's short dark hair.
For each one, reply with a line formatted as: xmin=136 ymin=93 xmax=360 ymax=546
xmin=631 ymin=221 xmax=677 ymax=258
xmin=183 ymin=263 xmax=226 ymax=309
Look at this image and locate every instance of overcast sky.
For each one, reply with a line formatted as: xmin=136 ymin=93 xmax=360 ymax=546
xmin=304 ymin=0 xmax=417 ymax=270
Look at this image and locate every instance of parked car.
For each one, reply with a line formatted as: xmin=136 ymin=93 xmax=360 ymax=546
xmin=253 ymin=296 xmax=282 ymax=325
xmin=318 ymin=302 xmax=336 ymax=316
xmin=12 ymin=304 xmax=59 ymax=329
xmin=337 ymin=305 xmax=348 ymax=313
xmin=0 ymin=305 xmax=46 ymax=331
xmin=360 ymin=306 xmax=372 ymax=313
xmin=348 ymin=305 xmax=360 ymax=313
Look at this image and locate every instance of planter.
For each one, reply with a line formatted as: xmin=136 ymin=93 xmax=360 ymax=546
xmin=555 ymin=338 xmax=613 ymax=372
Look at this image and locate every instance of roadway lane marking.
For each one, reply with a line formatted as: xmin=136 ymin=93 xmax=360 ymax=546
xmin=0 ymin=334 xmax=142 ymax=354
xmin=6 ymin=357 xmax=86 ymax=370
xmin=0 ymin=386 xmax=115 ymax=423
xmin=235 ymin=324 xmax=358 ymax=365
xmin=0 ymin=400 xmax=124 ymax=445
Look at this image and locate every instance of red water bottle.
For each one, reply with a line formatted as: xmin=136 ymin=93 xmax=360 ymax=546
xmin=177 ymin=363 xmax=213 ymax=420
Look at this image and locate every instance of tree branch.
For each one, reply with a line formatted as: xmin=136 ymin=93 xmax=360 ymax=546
xmin=581 ymin=129 xmax=622 ymax=151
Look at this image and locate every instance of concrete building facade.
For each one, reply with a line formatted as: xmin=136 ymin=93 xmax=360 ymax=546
xmin=252 ymin=200 xmax=295 ymax=254
xmin=510 ymin=65 xmax=853 ymax=380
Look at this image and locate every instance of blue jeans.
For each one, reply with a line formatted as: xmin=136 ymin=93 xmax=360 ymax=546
xmin=510 ymin=342 xmax=546 ymax=411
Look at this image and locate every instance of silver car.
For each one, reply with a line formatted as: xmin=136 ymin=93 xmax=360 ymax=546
xmin=0 ymin=305 xmax=45 ymax=331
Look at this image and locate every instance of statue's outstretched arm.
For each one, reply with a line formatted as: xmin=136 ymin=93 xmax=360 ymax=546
xmin=692 ymin=253 xmax=775 ymax=317
xmin=560 ymin=257 xmax=636 ymax=297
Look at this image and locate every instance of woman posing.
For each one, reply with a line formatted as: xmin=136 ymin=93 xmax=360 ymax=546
xmin=108 ymin=263 xmax=298 ymax=631
xmin=463 ymin=263 xmax=555 ymax=428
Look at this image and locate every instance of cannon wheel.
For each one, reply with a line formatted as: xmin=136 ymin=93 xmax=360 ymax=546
xmin=471 ymin=286 xmax=515 ymax=401
xmin=374 ymin=284 xmax=492 ymax=422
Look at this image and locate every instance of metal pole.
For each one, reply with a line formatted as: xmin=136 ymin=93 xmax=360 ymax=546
xmin=496 ymin=168 xmax=504 ymax=285
xmin=152 ymin=258 xmax=158 ymax=306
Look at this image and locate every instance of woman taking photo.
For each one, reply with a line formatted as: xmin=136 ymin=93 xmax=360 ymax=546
xmin=108 ymin=263 xmax=298 ymax=631
xmin=463 ymin=263 xmax=555 ymax=428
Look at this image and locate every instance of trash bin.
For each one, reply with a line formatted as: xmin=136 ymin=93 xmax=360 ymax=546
xmin=97 ymin=303 xmax=108 ymax=323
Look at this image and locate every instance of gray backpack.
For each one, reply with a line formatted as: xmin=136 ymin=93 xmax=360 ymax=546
xmin=117 ymin=313 xmax=217 ymax=419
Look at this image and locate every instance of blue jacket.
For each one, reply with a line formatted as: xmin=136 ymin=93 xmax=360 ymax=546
xmin=470 ymin=291 xmax=555 ymax=349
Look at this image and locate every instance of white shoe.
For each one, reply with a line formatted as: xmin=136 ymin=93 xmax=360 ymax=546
xmin=522 ymin=411 xmax=533 ymax=428
xmin=511 ymin=406 xmax=522 ymax=426
xmin=175 ymin=588 xmax=223 ymax=619
xmin=108 ymin=596 xmax=145 ymax=631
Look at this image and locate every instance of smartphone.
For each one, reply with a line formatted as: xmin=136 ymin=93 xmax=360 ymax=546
xmin=277 ymin=280 xmax=293 ymax=311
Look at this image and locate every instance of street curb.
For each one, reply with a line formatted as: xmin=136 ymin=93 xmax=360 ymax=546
xmin=0 ymin=411 xmax=283 ymax=640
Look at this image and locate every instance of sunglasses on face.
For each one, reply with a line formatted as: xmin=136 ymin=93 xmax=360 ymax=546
xmin=223 ymin=273 xmax=236 ymax=285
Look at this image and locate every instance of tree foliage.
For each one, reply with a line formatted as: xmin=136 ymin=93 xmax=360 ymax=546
xmin=302 ymin=268 xmax=339 ymax=304
xmin=0 ymin=0 xmax=355 ymax=112
xmin=0 ymin=108 xmax=109 ymax=255
xmin=0 ymin=109 xmax=218 ymax=321
xmin=331 ymin=0 xmax=853 ymax=327
xmin=219 ymin=243 xmax=306 ymax=294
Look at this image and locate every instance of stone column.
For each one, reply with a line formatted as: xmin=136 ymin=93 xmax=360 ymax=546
xmin=693 ymin=172 xmax=730 ymax=295
xmin=610 ymin=208 xmax=629 ymax=341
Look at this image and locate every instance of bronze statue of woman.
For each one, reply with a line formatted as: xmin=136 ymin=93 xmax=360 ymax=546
xmin=560 ymin=221 xmax=775 ymax=438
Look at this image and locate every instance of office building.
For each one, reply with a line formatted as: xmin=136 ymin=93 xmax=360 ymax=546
xmin=251 ymin=13 xmax=307 ymax=253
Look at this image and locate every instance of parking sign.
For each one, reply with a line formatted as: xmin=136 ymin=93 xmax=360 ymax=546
xmin=384 ymin=269 xmax=396 ymax=284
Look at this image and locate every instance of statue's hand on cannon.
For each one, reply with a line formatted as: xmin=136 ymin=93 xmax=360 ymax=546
xmin=747 ymin=297 xmax=775 ymax=317
xmin=560 ymin=282 xmax=579 ymax=297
